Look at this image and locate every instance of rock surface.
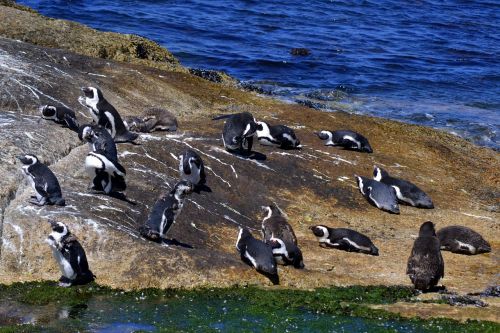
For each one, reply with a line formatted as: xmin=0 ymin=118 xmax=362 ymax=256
xmin=0 ymin=3 xmax=498 ymax=322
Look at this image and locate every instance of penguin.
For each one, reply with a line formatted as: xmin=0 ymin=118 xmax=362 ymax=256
xmin=17 ymin=154 xmax=65 ymax=206
xmin=39 ymin=105 xmax=79 ymax=132
xmin=315 ymin=130 xmax=373 ymax=153
xmin=124 ymin=107 xmax=178 ymax=133
xmin=373 ymin=166 xmax=434 ymax=209
xmin=255 ymin=121 xmax=301 ymax=149
xmin=437 ymin=225 xmax=491 ymax=255
xmin=139 ymin=180 xmax=194 ymax=242
xmin=79 ymin=124 xmax=126 ymax=194
xmin=212 ymin=112 xmax=259 ymax=153
xmin=178 ymin=149 xmax=206 ymax=186
xmin=261 ymin=204 xmax=304 ymax=268
xmin=45 ymin=219 xmax=95 ymax=287
xmin=78 ymin=86 xmax=138 ymax=143
xmin=236 ymin=227 xmax=277 ymax=276
xmin=355 ymin=175 xmax=400 ymax=214
xmin=407 ymin=221 xmax=444 ymax=291
xmin=309 ymin=225 xmax=379 ymax=255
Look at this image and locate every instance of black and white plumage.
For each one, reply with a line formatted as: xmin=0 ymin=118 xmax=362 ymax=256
xmin=355 ymin=175 xmax=400 ymax=214
xmin=78 ymin=86 xmax=138 ymax=143
xmin=79 ymin=124 xmax=126 ymax=194
xmin=255 ymin=121 xmax=301 ymax=149
xmin=236 ymin=227 xmax=277 ymax=276
xmin=124 ymin=107 xmax=178 ymax=133
xmin=437 ymin=225 xmax=491 ymax=255
xmin=315 ymin=130 xmax=373 ymax=153
xmin=17 ymin=154 xmax=65 ymax=206
xmin=178 ymin=149 xmax=206 ymax=186
xmin=407 ymin=221 xmax=444 ymax=291
xmin=39 ymin=105 xmax=79 ymax=132
xmin=309 ymin=225 xmax=379 ymax=256
xmin=139 ymin=181 xmax=194 ymax=242
xmin=212 ymin=112 xmax=259 ymax=153
xmin=373 ymin=166 xmax=434 ymax=209
xmin=261 ymin=204 xmax=304 ymax=268
xmin=45 ymin=220 xmax=95 ymax=287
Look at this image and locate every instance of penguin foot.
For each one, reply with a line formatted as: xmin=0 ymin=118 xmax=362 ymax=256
xmin=139 ymin=227 xmax=161 ymax=243
xmin=58 ymin=276 xmax=72 ymax=288
xmin=29 ymin=198 xmax=46 ymax=206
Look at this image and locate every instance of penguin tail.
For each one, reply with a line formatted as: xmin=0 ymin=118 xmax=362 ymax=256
xmin=114 ymin=131 xmax=139 ymax=143
xmin=211 ymin=114 xmax=233 ymax=121
xmin=53 ymin=197 xmax=66 ymax=206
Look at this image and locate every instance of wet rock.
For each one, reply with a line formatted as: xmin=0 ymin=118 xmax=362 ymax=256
xmin=188 ymin=68 xmax=236 ymax=85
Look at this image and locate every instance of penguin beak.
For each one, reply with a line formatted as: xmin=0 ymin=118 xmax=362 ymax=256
xmin=308 ymin=226 xmax=315 ymax=230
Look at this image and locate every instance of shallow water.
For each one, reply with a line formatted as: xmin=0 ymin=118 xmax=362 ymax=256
xmin=16 ymin=0 xmax=500 ymax=148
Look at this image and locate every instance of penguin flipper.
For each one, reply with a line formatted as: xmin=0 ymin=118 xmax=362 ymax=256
xmin=114 ymin=131 xmax=139 ymax=143
xmin=64 ymin=114 xmax=80 ymax=132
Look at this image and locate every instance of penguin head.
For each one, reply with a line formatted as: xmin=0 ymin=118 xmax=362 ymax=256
xmin=315 ymin=130 xmax=331 ymax=141
xmin=48 ymin=219 xmax=69 ymax=237
xmin=17 ymin=154 xmax=39 ymax=165
xmin=309 ymin=225 xmax=329 ymax=238
xmin=360 ymin=140 xmax=373 ymax=153
xmin=354 ymin=175 xmax=366 ymax=194
xmin=123 ymin=116 xmax=142 ymax=131
xmin=373 ymin=166 xmax=389 ymax=181
xmin=78 ymin=124 xmax=94 ymax=141
xmin=261 ymin=204 xmax=282 ymax=219
xmin=236 ymin=227 xmax=253 ymax=251
xmin=419 ymin=221 xmax=436 ymax=237
xmin=81 ymin=86 xmax=103 ymax=102
xmin=172 ymin=180 xmax=194 ymax=197
xmin=243 ymin=120 xmax=259 ymax=138
xmin=39 ymin=105 xmax=57 ymax=119
xmin=255 ymin=121 xmax=268 ymax=134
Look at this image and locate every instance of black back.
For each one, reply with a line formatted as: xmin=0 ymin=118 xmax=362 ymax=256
xmin=27 ymin=162 xmax=64 ymax=203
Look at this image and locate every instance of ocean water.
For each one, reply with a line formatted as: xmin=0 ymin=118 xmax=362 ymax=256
xmin=17 ymin=0 xmax=499 ymax=149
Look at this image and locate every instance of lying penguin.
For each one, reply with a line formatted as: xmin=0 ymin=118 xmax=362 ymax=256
xmin=212 ymin=112 xmax=259 ymax=154
xmin=124 ymin=107 xmax=178 ymax=133
xmin=178 ymin=149 xmax=206 ymax=187
xmin=315 ymin=130 xmax=373 ymax=153
xmin=373 ymin=166 xmax=434 ymax=209
xmin=261 ymin=204 xmax=304 ymax=268
xmin=309 ymin=225 xmax=379 ymax=256
xmin=79 ymin=124 xmax=126 ymax=194
xmin=355 ymin=175 xmax=400 ymax=214
xmin=407 ymin=221 xmax=444 ymax=291
xmin=39 ymin=104 xmax=79 ymax=132
xmin=139 ymin=180 xmax=194 ymax=242
xmin=78 ymin=86 xmax=138 ymax=143
xmin=437 ymin=225 xmax=491 ymax=255
xmin=236 ymin=227 xmax=278 ymax=281
xmin=255 ymin=121 xmax=301 ymax=149
xmin=46 ymin=220 xmax=95 ymax=287
xmin=17 ymin=154 xmax=65 ymax=206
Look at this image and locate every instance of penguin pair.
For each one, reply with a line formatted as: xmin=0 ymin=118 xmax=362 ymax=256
xmin=261 ymin=204 xmax=304 ymax=268
xmin=46 ymin=220 xmax=94 ymax=287
xmin=310 ymin=225 xmax=379 ymax=256
xmin=212 ymin=112 xmax=259 ymax=154
xmin=78 ymin=86 xmax=138 ymax=143
xmin=139 ymin=180 xmax=194 ymax=242
xmin=255 ymin=121 xmax=301 ymax=149
xmin=124 ymin=107 xmax=178 ymax=133
xmin=17 ymin=154 xmax=65 ymax=206
xmin=39 ymin=105 xmax=79 ymax=132
xmin=355 ymin=175 xmax=400 ymax=214
xmin=316 ymin=130 xmax=373 ymax=153
xmin=79 ymin=124 xmax=127 ymax=194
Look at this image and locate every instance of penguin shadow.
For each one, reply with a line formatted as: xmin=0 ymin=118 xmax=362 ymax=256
xmin=234 ymin=150 xmax=267 ymax=161
xmin=102 ymin=191 xmax=137 ymax=205
xmin=193 ymin=184 xmax=212 ymax=194
xmin=425 ymin=285 xmax=447 ymax=293
xmin=116 ymin=140 xmax=142 ymax=146
xmin=161 ymin=238 xmax=194 ymax=249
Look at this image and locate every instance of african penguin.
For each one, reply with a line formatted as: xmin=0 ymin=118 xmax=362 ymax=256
xmin=255 ymin=121 xmax=301 ymax=149
xmin=212 ymin=112 xmax=258 ymax=153
xmin=437 ymin=225 xmax=491 ymax=255
xmin=355 ymin=175 xmax=400 ymax=214
xmin=309 ymin=225 xmax=379 ymax=256
xmin=373 ymin=166 xmax=434 ymax=209
xmin=139 ymin=180 xmax=194 ymax=242
xmin=17 ymin=154 xmax=65 ymax=206
xmin=78 ymin=86 xmax=138 ymax=143
xmin=39 ymin=105 xmax=79 ymax=132
xmin=315 ymin=130 xmax=373 ymax=153
xmin=79 ymin=124 xmax=126 ymax=194
xmin=236 ymin=227 xmax=277 ymax=276
xmin=407 ymin=221 xmax=444 ymax=291
xmin=45 ymin=220 xmax=95 ymax=287
xmin=124 ymin=107 xmax=178 ymax=133
xmin=178 ymin=149 xmax=206 ymax=186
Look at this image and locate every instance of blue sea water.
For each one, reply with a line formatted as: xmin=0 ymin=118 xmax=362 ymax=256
xmin=17 ymin=0 xmax=500 ymax=149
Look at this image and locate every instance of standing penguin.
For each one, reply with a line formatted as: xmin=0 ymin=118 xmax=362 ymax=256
xmin=373 ymin=166 xmax=434 ymax=209
xmin=78 ymin=86 xmax=138 ymax=143
xmin=315 ymin=130 xmax=373 ymax=153
xmin=39 ymin=105 xmax=79 ymax=132
xmin=261 ymin=204 xmax=304 ymax=268
xmin=236 ymin=227 xmax=278 ymax=278
xmin=79 ymin=124 xmax=126 ymax=194
xmin=355 ymin=175 xmax=400 ymax=214
xmin=255 ymin=121 xmax=301 ymax=149
xmin=212 ymin=112 xmax=258 ymax=153
xmin=45 ymin=220 xmax=95 ymax=287
xmin=407 ymin=221 xmax=444 ymax=291
xmin=124 ymin=107 xmax=178 ymax=133
xmin=17 ymin=154 xmax=65 ymax=206
xmin=178 ymin=149 xmax=206 ymax=187
xmin=139 ymin=180 xmax=194 ymax=242
xmin=437 ymin=225 xmax=491 ymax=255
xmin=309 ymin=225 xmax=379 ymax=255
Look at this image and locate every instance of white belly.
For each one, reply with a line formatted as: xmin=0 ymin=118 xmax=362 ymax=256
xmin=51 ymin=248 xmax=76 ymax=279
